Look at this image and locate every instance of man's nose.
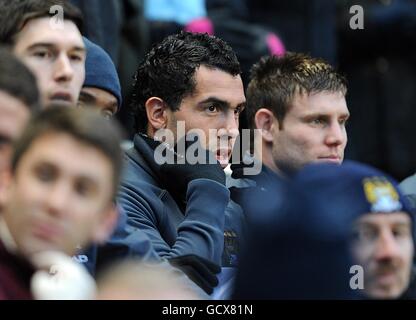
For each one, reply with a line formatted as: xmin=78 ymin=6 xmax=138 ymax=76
xmin=53 ymin=53 xmax=74 ymax=82
xmin=222 ymin=110 xmax=239 ymax=139
xmin=45 ymin=182 xmax=71 ymax=216
xmin=324 ymin=121 xmax=345 ymax=147
xmin=374 ymin=230 xmax=400 ymax=261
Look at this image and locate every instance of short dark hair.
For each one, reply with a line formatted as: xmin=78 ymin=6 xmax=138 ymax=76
xmin=0 ymin=0 xmax=83 ymax=45
xmin=131 ymin=31 xmax=242 ymax=133
xmin=11 ymin=107 xmax=124 ymax=199
xmin=0 ymin=47 xmax=40 ymax=110
xmin=246 ymin=53 xmax=347 ymax=129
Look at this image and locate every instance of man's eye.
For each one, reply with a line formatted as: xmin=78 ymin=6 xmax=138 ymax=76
xmin=35 ymin=167 xmax=55 ymax=182
xmin=353 ymin=227 xmax=377 ymax=242
xmin=75 ymin=182 xmax=89 ymax=196
xmin=206 ymin=105 xmax=219 ymax=113
xmin=70 ymin=54 xmax=83 ymax=62
xmin=0 ymin=136 xmax=11 ymax=147
xmin=312 ymin=118 xmax=325 ymax=125
xmin=33 ymin=51 xmax=52 ymax=59
xmin=75 ymin=181 xmax=95 ymax=197
xmin=393 ymin=227 xmax=411 ymax=238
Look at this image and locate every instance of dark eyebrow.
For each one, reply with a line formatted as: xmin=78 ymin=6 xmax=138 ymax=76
xmin=27 ymin=43 xmax=86 ymax=53
xmin=198 ymin=97 xmax=246 ymax=110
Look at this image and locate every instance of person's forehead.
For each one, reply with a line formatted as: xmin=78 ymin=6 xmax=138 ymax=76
xmin=14 ymin=17 xmax=84 ymax=50
xmin=290 ymin=90 xmax=348 ymax=116
xmin=357 ymin=212 xmax=411 ymax=226
xmin=19 ymin=132 xmax=112 ymax=181
xmin=192 ymin=65 xmax=246 ymax=105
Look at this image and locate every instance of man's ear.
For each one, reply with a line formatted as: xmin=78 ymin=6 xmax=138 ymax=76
xmin=145 ymin=97 xmax=169 ymax=131
xmin=254 ymin=108 xmax=280 ymax=143
xmin=92 ymin=204 xmax=118 ymax=244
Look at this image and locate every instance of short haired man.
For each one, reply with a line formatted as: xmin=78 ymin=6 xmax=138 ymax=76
xmin=229 ymin=53 xmax=350 ymax=227
xmin=78 ymin=37 xmax=122 ymax=119
xmin=0 ymin=48 xmax=39 ymax=211
xmin=245 ymin=52 xmax=349 ymax=176
xmin=294 ymin=161 xmax=415 ymax=299
xmin=0 ymin=0 xmax=86 ymax=108
xmin=0 ymin=107 xmax=122 ymax=299
xmin=114 ymin=32 xmax=246 ymax=294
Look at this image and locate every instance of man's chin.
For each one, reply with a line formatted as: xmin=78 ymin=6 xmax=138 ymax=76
xmin=219 ymin=162 xmax=229 ymax=169
xmin=366 ymin=279 xmax=405 ymax=299
xmin=216 ymin=156 xmax=230 ymax=168
xmin=46 ymin=100 xmax=75 ymax=109
xmin=315 ymin=158 xmax=342 ymax=165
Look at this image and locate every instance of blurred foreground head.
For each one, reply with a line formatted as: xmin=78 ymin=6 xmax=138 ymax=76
xmin=293 ymin=161 xmax=415 ymax=299
xmin=97 ymin=260 xmax=201 ymax=300
xmin=0 ymin=47 xmax=39 ymax=211
xmin=232 ymin=172 xmax=356 ymax=299
xmin=2 ymin=107 xmax=123 ymax=258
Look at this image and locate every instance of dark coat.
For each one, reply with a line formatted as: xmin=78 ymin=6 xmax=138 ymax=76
xmin=0 ymin=240 xmax=34 ymax=300
xmin=117 ymin=134 xmax=244 ymax=266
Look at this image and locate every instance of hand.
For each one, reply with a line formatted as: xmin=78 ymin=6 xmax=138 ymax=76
xmin=143 ymin=134 xmax=226 ymax=203
xmin=30 ymin=251 xmax=96 ymax=300
xmin=169 ymin=254 xmax=221 ymax=295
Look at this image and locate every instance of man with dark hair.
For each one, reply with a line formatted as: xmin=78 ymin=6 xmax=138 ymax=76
xmin=0 ymin=0 xmax=86 ymax=108
xmin=0 ymin=47 xmax=39 ymax=211
xmin=245 ymin=53 xmax=349 ymax=176
xmin=114 ymin=31 xmax=246 ymax=294
xmin=0 ymin=107 xmax=122 ymax=299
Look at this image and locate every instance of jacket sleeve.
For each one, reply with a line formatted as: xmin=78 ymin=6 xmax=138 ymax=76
xmin=118 ymin=178 xmax=228 ymax=265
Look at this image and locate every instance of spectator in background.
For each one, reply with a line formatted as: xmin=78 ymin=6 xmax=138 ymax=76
xmin=338 ymin=0 xmax=416 ymax=180
xmin=243 ymin=0 xmax=337 ymax=65
xmin=79 ymin=37 xmax=122 ymax=119
xmin=0 ymin=48 xmax=39 ymax=212
xmin=0 ymin=0 xmax=86 ymax=109
xmin=0 ymin=107 xmax=122 ymax=299
xmin=144 ymin=0 xmax=213 ymax=43
xmin=70 ymin=0 xmax=123 ymax=64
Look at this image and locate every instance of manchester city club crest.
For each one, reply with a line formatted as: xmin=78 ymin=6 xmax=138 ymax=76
xmin=362 ymin=177 xmax=402 ymax=213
